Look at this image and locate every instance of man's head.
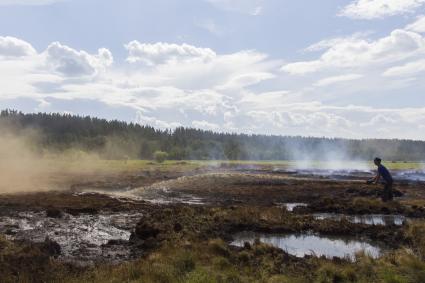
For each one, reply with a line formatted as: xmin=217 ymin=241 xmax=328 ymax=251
xmin=374 ymin=157 xmax=382 ymax=166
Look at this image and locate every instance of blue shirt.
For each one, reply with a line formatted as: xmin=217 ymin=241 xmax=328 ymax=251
xmin=378 ymin=164 xmax=393 ymax=183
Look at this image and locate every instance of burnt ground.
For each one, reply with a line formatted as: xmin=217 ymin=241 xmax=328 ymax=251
xmin=0 ymin=164 xmax=425 ymax=282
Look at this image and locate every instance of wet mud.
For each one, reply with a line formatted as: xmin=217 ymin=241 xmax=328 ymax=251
xmin=0 ymin=164 xmax=424 ymax=269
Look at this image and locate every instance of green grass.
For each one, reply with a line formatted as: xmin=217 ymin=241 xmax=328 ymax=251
xmin=2 ymin=206 xmax=425 ymax=283
xmin=50 ymin=240 xmax=425 ymax=283
xmin=173 ymin=159 xmax=423 ymax=171
xmin=42 ymin=159 xmax=424 ymax=174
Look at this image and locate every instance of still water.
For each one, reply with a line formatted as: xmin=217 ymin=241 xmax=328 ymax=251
xmin=231 ymin=232 xmax=382 ymax=260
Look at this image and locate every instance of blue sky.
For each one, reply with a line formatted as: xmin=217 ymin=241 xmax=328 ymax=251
xmin=0 ymin=0 xmax=425 ymax=139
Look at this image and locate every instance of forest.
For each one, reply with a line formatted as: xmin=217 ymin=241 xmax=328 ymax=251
xmin=1 ymin=109 xmax=424 ymax=161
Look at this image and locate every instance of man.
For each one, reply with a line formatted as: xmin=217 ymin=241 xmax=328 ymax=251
xmin=367 ymin=157 xmax=393 ymax=202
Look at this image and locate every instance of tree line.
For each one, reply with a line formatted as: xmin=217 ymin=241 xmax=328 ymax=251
xmin=1 ymin=109 xmax=425 ymax=161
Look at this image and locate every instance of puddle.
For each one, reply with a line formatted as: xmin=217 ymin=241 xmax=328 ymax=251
xmin=231 ymin=232 xmax=382 ymax=260
xmin=278 ymin=203 xmax=307 ymax=211
xmin=313 ymin=213 xmax=406 ymax=226
xmin=0 ymin=211 xmax=143 ymax=263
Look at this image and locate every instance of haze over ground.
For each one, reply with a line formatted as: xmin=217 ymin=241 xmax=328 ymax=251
xmin=0 ymin=0 xmax=425 ymax=139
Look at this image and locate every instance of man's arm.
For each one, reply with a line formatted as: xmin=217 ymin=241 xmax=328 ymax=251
xmin=374 ymin=172 xmax=381 ymax=184
xmin=366 ymin=172 xmax=380 ymax=184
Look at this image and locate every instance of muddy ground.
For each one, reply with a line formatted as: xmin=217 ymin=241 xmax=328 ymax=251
xmin=1 ymin=163 xmax=425 ymax=282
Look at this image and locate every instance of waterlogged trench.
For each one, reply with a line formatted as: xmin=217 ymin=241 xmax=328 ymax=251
xmin=231 ymin=232 xmax=383 ymax=260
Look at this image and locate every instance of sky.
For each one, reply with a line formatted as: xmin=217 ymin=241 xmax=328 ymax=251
xmin=0 ymin=0 xmax=425 ymax=140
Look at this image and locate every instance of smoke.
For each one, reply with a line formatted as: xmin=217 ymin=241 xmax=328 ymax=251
xmin=0 ymin=125 xmax=52 ymax=193
xmin=0 ymin=124 xmax=104 ymax=194
xmin=286 ymin=140 xmax=371 ymax=171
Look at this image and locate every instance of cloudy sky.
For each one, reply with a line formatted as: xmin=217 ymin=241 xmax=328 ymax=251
xmin=0 ymin=0 xmax=425 ymax=139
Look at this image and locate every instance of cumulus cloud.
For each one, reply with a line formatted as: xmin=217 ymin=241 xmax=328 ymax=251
xmin=0 ymin=36 xmax=36 ymax=57
xmin=340 ymin=0 xmax=425 ymax=19
xmin=125 ymin=41 xmax=216 ymax=65
xmin=242 ymin=103 xmax=425 ymax=138
xmin=136 ymin=111 xmax=182 ymax=129
xmin=281 ymin=29 xmax=425 ymax=75
xmin=45 ymin=42 xmax=113 ymax=77
xmin=192 ymin=120 xmax=220 ymax=130
xmin=246 ymin=110 xmax=353 ymax=136
xmin=1 ymin=35 xmax=425 ymax=139
xmin=121 ymin=45 xmax=276 ymax=92
xmin=360 ymin=114 xmax=398 ymax=127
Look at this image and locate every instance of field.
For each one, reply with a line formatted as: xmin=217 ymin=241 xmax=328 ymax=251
xmin=1 ymin=160 xmax=425 ymax=283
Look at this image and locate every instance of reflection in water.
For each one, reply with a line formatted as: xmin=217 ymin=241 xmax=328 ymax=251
xmin=231 ymin=232 xmax=382 ymax=260
xmin=313 ymin=213 xmax=406 ymax=226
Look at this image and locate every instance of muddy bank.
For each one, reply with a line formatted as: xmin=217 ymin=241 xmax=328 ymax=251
xmin=129 ymin=205 xmax=407 ymax=250
xmin=0 ymin=210 xmax=144 ymax=264
xmin=296 ymin=197 xmax=425 ymax=218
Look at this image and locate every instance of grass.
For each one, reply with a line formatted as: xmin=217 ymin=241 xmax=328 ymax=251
xmin=180 ymin=160 xmax=424 ymax=170
xmin=1 ymin=158 xmax=424 ymax=282
xmin=2 ymin=205 xmax=425 ymax=283
xmin=46 ymin=240 xmax=425 ymax=283
xmin=42 ymin=159 xmax=203 ymax=174
xmin=41 ymin=159 xmax=425 ymax=174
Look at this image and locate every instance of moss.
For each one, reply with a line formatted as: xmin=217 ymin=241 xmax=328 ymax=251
xmin=406 ymin=221 xmax=425 ymax=259
xmin=172 ymin=251 xmax=196 ymax=275
xmin=208 ymin=239 xmax=229 ymax=256
xmin=212 ymin=256 xmax=231 ymax=270
xmin=185 ymin=268 xmax=218 ymax=283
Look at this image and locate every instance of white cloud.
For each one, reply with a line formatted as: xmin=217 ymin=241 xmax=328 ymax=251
xmin=1 ymin=35 xmax=425 ymax=139
xmin=0 ymin=0 xmax=65 ymax=5
xmin=45 ymin=42 xmax=113 ymax=77
xmin=136 ymin=111 xmax=182 ymax=129
xmin=217 ymin=72 xmax=275 ymax=90
xmin=192 ymin=120 xmax=220 ymax=130
xmin=239 ymin=91 xmax=291 ymax=110
xmin=242 ymin=103 xmax=425 ymax=138
xmin=205 ymin=0 xmax=263 ymax=15
xmin=383 ymin=59 xmax=425 ymax=76
xmin=304 ymin=33 xmax=371 ymax=52
xmin=360 ymin=114 xmax=397 ymax=127
xmin=125 ymin=41 xmax=216 ymax=65
xmin=121 ymin=45 xmax=277 ymax=92
xmin=314 ymin=74 xmax=363 ymax=87
xmin=406 ymin=15 xmax=425 ymax=33
xmin=281 ymin=29 xmax=425 ymax=74
xmin=0 ymin=36 xmax=36 ymax=57
xmin=340 ymin=0 xmax=425 ymax=19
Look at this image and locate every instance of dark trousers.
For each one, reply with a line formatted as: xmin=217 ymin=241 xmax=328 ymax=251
xmin=382 ymin=181 xmax=393 ymax=202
